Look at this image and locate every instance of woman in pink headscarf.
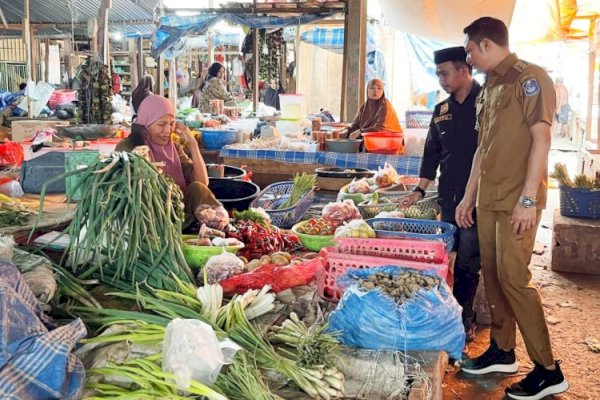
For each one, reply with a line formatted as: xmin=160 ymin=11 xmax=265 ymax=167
xmin=116 ymin=95 xmax=219 ymax=229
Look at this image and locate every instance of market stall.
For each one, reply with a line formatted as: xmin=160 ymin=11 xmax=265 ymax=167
xmin=0 ymin=145 xmax=462 ymax=399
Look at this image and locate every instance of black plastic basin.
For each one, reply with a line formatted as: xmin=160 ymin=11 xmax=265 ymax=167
xmin=206 ymin=164 xmax=246 ymax=180
xmin=208 ymin=178 xmax=260 ymax=211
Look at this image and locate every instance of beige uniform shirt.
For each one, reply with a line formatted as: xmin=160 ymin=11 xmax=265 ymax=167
xmin=476 ymin=53 xmax=555 ymax=211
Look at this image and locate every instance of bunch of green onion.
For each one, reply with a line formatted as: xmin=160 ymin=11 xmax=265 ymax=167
xmin=34 ymin=152 xmax=192 ymax=292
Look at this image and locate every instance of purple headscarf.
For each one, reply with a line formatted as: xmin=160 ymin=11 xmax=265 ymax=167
xmin=136 ymin=95 xmax=187 ymax=191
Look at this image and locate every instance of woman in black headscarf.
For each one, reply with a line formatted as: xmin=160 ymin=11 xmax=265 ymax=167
xmin=131 ymin=74 xmax=155 ymax=115
xmin=263 ymin=78 xmax=284 ymax=110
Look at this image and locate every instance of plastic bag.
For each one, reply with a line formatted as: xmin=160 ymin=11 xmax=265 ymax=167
xmin=0 ymin=180 xmax=24 ymax=198
xmin=195 ymin=204 xmax=230 ymax=231
xmin=219 ymin=257 xmax=325 ymax=294
xmin=204 ymin=251 xmax=244 ymax=284
xmin=0 ymin=235 xmax=15 ymax=262
xmin=162 ymin=318 xmax=240 ymax=389
xmin=0 ymin=141 xmax=24 ymax=167
xmin=347 ymin=178 xmax=371 ymax=194
xmin=374 ymin=162 xmax=399 ymax=188
xmin=334 ymin=219 xmax=376 ymax=238
xmin=322 ymin=199 xmax=361 ymax=227
xmin=328 ymin=266 xmax=465 ymax=360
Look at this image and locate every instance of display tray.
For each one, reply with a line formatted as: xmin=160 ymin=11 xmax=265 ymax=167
xmin=315 ymin=166 xmax=374 ymax=179
xmin=56 ymin=125 xmax=118 ymax=140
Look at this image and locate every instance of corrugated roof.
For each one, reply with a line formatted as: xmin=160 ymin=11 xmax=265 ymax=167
xmin=0 ymin=0 xmax=155 ymax=25
xmin=0 ymin=0 xmax=156 ymax=37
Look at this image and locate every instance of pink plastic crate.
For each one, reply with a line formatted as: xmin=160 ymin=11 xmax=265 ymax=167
xmin=317 ymin=238 xmax=450 ymax=302
xmin=334 ymin=237 xmax=447 ymax=264
xmin=48 ymin=90 xmax=76 ymax=110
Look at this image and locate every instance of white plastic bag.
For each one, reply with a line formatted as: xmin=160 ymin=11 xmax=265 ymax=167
xmin=204 ymin=250 xmax=244 ymax=284
xmin=162 ymin=318 xmax=240 ymax=389
xmin=0 ymin=181 xmax=24 ymax=198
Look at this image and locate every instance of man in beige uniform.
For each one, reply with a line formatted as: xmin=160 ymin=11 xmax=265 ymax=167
xmin=456 ymin=17 xmax=569 ymax=400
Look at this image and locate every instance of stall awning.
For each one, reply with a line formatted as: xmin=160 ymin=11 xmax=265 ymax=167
xmin=152 ymin=12 xmax=338 ymax=59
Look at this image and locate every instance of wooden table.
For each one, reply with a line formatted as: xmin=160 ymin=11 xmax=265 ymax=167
xmin=0 ymin=194 xmax=74 ymax=244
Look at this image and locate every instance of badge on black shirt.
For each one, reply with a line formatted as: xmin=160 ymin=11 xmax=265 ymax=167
xmin=440 ymin=103 xmax=449 ymax=115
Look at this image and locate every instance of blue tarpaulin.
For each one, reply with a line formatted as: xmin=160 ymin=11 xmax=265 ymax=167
xmin=152 ymin=12 xmax=338 ymax=59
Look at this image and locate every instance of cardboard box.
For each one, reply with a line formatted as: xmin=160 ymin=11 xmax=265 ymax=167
xmin=10 ymin=120 xmax=70 ymax=142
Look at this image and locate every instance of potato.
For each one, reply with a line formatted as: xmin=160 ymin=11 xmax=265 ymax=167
xmin=272 ymin=251 xmax=292 ymax=262
xmin=271 ymin=254 xmax=289 ymax=266
xmin=247 ymin=259 xmax=261 ymax=271
xmin=260 ymin=255 xmax=272 ymax=265
xmin=239 ymin=256 xmax=249 ymax=266
xmin=301 ymin=252 xmax=318 ymax=260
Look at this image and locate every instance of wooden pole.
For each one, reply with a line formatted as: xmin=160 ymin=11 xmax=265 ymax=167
xmin=158 ymin=54 xmax=165 ymax=96
xmin=585 ymin=20 xmax=597 ymax=145
xmin=169 ymin=58 xmax=177 ymax=106
xmin=98 ymin=0 xmax=112 ymax=64
xmin=24 ymin=0 xmax=33 ymax=116
xmin=341 ymin=0 xmax=367 ymax=122
xmin=44 ymin=38 xmax=50 ymax=82
xmin=594 ymin=18 xmax=600 ymax=150
xmin=253 ymin=28 xmax=259 ymax=113
xmin=31 ymin=26 xmax=38 ymax=81
xmin=137 ymin=36 xmax=144 ymax=81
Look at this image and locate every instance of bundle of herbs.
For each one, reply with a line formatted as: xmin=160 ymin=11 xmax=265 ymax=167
xmin=551 ymin=162 xmax=600 ymax=190
xmin=0 ymin=193 xmax=37 ymax=228
xmin=33 ymin=152 xmax=192 ymax=292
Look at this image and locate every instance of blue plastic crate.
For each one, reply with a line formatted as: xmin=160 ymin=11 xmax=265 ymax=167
xmin=250 ymin=181 xmax=315 ymax=229
xmin=559 ymin=185 xmax=600 ymax=219
xmin=365 ymin=217 xmax=456 ymax=251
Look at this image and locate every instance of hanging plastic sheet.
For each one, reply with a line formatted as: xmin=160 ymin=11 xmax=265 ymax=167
xmin=152 ymin=12 xmax=338 ymax=59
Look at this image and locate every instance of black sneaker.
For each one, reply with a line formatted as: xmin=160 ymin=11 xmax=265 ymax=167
xmin=505 ymin=361 xmax=569 ymax=400
xmin=461 ymin=339 xmax=519 ymax=375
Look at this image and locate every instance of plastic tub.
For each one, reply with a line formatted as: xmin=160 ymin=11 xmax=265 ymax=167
xmin=200 ymin=128 xmax=238 ymax=150
xmin=291 ymin=222 xmax=335 ymax=252
xmin=181 ymin=235 xmax=244 ymax=268
xmin=279 ymin=94 xmax=304 ymax=119
xmin=325 ymin=139 xmax=362 ymax=153
xmin=208 ymin=178 xmax=260 ymax=211
xmin=206 ymin=164 xmax=246 ymax=180
xmin=362 ymin=132 xmax=404 ymax=155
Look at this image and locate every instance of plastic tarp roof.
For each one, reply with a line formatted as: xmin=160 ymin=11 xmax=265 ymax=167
xmin=152 ymin=12 xmax=337 ymax=59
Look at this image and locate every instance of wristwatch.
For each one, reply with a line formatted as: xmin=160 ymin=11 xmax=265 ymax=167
xmin=413 ymin=186 xmax=426 ymax=198
xmin=518 ymin=195 xmax=537 ymax=208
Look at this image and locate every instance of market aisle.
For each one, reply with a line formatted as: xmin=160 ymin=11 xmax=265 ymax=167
xmin=443 ymin=149 xmax=600 ymax=399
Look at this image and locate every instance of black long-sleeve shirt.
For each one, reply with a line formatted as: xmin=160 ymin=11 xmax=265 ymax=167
xmin=419 ymin=81 xmax=482 ymax=220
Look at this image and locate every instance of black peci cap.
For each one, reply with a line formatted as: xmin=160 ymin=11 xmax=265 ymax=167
xmin=434 ymin=46 xmax=468 ymax=65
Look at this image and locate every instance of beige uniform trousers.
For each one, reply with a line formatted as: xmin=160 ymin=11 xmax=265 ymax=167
xmin=477 ymin=208 xmax=554 ymax=367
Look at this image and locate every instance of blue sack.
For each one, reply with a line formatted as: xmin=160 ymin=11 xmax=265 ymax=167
xmin=327 ymin=266 xmax=465 ymax=360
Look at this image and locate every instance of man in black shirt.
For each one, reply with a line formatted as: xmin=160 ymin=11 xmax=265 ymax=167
xmin=401 ymin=46 xmax=482 ymax=342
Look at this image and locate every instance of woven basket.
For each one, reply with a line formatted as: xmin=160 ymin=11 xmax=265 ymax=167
xmin=250 ymin=181 xmax=315 ymax=228
xmin=365 ymin=217 xmax=456 ymax=251
xmin=559 ymin=185 xmax=600 ymax=219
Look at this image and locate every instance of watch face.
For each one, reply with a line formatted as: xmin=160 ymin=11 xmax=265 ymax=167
xmin=521 ymin=197 xmax=535 ymax=207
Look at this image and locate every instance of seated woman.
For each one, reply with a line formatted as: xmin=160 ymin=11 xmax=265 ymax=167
xmin=198 ymin=62 xmax=240 ymax=114
xmin=131 ymin=74 xmax=155 ymax=116
xmin=346 ymin=78 xmax=404 ymax=153
xmin=116 ymin=95 xmax=220 ymax=230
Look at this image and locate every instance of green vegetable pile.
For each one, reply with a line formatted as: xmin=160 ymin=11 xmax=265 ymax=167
xmin=34 ymin=152 xmax=192 ymax=291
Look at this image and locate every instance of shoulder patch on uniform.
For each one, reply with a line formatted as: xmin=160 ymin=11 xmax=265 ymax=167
xmin=434 ymin=114 xmax=452 ymax=124
xmin=513 ymin=60 xmax=528 ymax=72
xmin=522 ymin=78 xmax=540 ymax=96
xmin=440 ymin=103 xmax=449 ymax=114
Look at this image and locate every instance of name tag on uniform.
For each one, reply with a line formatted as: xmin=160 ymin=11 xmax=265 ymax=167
xmin=434 ymin=114 xmax=452 ymax=124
